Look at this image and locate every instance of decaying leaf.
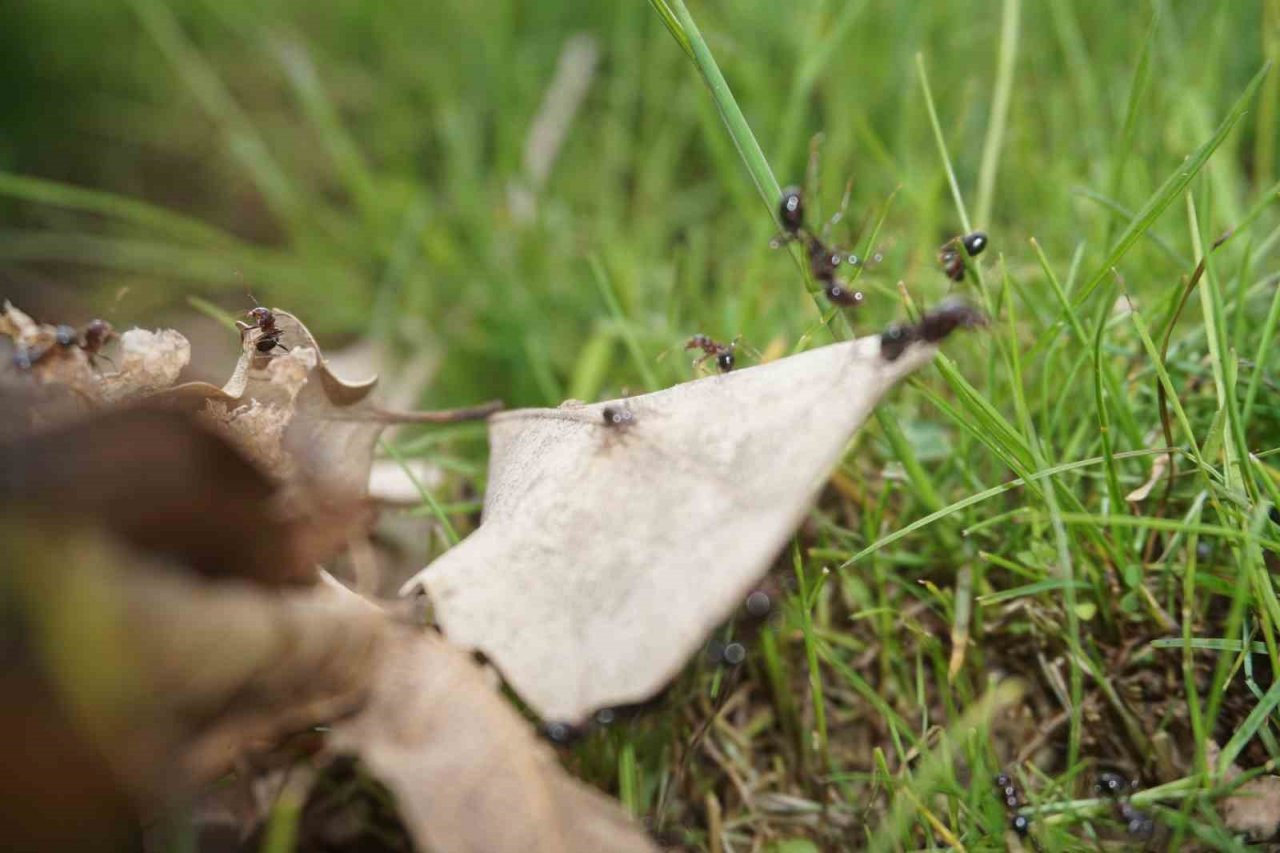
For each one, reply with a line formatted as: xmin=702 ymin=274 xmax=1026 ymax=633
xmin=403 ymin=304 xmax=983 ymax=724
xmin=1209 ymin=740 xmax=1280 ymax=841
xmin=0 ymin=406 xmax=366 ymax=584
xmin=1 ymin=522 xmax=387 ymax=805
xmin=7 ymin=519 xmax=656 ymax=853
xmin=328 ymin=620 xmax=658 ymax=853
xmin=1 ymin=303 xmax=193 ymax=434
xmin=160 ymin=310 xmax=499 ymax=495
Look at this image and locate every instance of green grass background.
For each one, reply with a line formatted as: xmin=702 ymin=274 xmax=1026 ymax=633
xmin=3 ymin=0 xmax=1280 ymax=849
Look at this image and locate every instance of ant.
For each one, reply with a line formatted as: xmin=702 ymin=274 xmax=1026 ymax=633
xmin=601 ymin=405 xmax=635 ymax=429
xmin=235 ymin=303 xmax=288 ymax=355
xmin=993 ymin=771 xmax=1048 ymax=849
xmin=1095 ymin=771 xmax=1154 ymax=839
xmin=773 ymin=186 xmax=867 ymax=309
xmin=79 ymin=319 xmax=116 ymax=367
xmin=684 ymin=334 xmax=737 ymax=373
xmin=879 ymin=299 xmax=987 ymax=362
xmin=11 ymin=318 xmax=115 ymax=371
xmin=938 ymin=231 xmax=988 ymax=282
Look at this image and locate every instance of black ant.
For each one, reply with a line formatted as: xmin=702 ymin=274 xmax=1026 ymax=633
xmin=938 ymin=231 xmax=988 ymax=282
xmin=879 ymin=299 xmax=986 ymax=362
xmin=601 ymin=405 xmax=635 ymax=429
xmin=993 ymin=772 xmax=1045 ymax=848
xmin=684 ymin=334 xmax=737 ymax=373
xmin=1095 ymin=771 xmax=1154 ymax=839
xmin=773 ymin=186 xmax=867 ymax=309
xmin=236 ymin=303 xmax=288 ymax=355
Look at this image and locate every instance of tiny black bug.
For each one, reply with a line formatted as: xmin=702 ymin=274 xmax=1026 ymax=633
xmin=601 ymin=405 xmax=635 ymax=428
xmin=1010 ymin=814 xmax=1031 ymax=837
xmin=1095 ymin=771 xmax=1129 ymax=798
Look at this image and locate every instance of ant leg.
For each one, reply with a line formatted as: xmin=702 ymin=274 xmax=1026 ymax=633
xmin=822 ymin=178 xmax=855 ymax=243
xmin=235 ymin=320 xmax=252 ymax=343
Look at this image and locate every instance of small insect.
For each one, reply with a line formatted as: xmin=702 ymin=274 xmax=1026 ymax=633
xmin=684 ymin=334 xmax=737 ymax=373
xmin=79 ymin=319 xmax=116 ymax=367
xmin=1095 ymin=771 xmax=1130 ymax=798
xmin=11 ymin=318 xmax=116 ymax=371
xmin=879 ymin=300 xmax=986 ymax=362
xmin=994 ymin=772 xmax=1038 ymax=843
xmin=601 ymin=405 xmax=636 ymax=428
xmin=236 ymin=303 xmax=289 ymax=355
xmin=938 ymin=231 xmax=989 ymax=282
xmin=773 ymin=186 xmax=869 ymax=310
xmin=1095 ymin=771 xmax=1155 ymax=839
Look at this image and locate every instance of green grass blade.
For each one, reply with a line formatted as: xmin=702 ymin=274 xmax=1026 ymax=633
xmin=1074 ymin=62 xmax=1272 ymax=306
xmin=974 ymin=0 xmax=1021 ymax=228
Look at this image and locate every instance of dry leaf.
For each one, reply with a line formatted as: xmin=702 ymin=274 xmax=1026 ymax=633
xmin=328 ymin=621 xmax=657 ymax=853
xmin=160 ymin=310 xmax=499 ymax=495
xmin=403 ymin=305 xmax=981 ymax=723
xmin=1 ymin=522 xmax=388 ymax=806
xmin=1209 ymin=740 xmax=1280 ymax=841
xmin=97 ymin=328 xmax=191 ymax=403
xmin=1 ymin=303 xmax=193 ymax=435
xmin=0 ymin=406 xmax=366 ymax=584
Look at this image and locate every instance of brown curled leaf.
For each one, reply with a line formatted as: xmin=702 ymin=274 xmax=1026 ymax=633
xmin=158 ymin=310 xmax=500 ymax=496
xmin=0 ymin=405 xmax=367 ymax=585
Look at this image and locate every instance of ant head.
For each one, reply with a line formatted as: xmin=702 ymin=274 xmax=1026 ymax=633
xmin=82 ymin=319 xmax=115 ymax=346
xmin=962 ymin=231 xmax=988 ymax=257
xmin=778 ymin=186 xmax=805 ymax=233
xmin=685 ymin=334 xmax=708 ymax=350
xmin=247 ymin=306 xmax=272 ymax=324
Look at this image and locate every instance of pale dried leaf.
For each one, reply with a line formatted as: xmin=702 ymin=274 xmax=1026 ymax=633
xmin=329 ymin=625 xmax=657 ymax=853
xmin=403 ymin=317 xmax=968 ymax=723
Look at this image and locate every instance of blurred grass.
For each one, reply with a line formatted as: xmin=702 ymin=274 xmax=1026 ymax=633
xmin=3 ymin=0 xmax=1280 ymax=848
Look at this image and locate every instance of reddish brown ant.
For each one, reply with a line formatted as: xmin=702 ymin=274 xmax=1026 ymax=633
xmin=684 ymin=334 xmax=737 ymax=373
xmin=235 ymin=302 xmax=288 ymax=355
xmin=938 ymin=231 xmax=988 ymax=282
xmin=79 ymin=319 xmax=116 ymax=367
